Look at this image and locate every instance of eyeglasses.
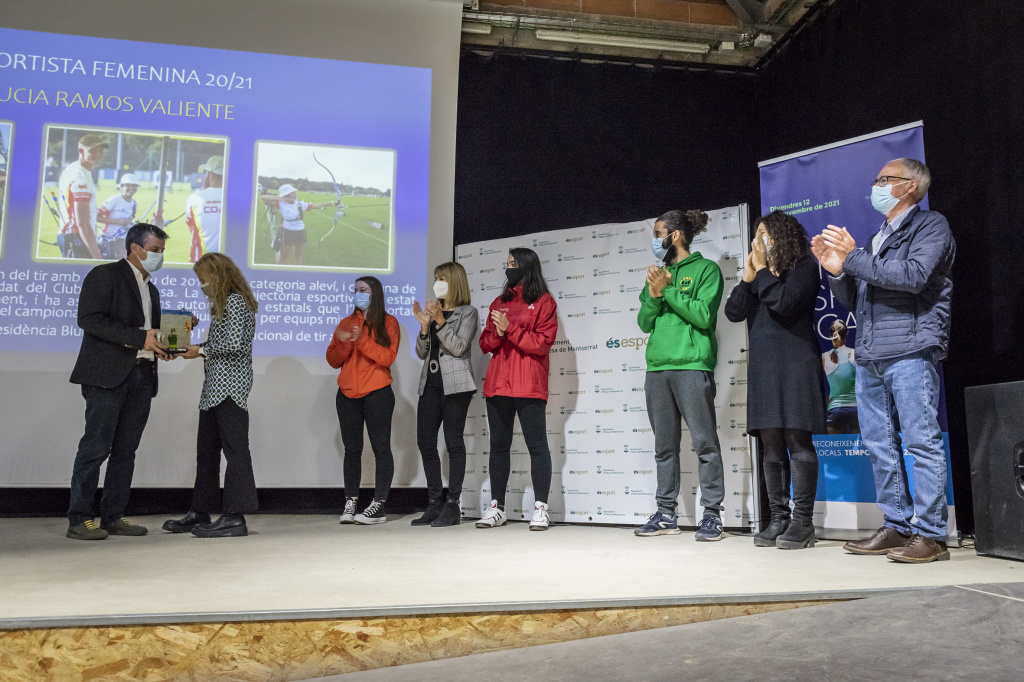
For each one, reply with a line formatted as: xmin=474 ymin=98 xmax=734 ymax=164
xmin=871 ymin=175 xmax=911 ymax=188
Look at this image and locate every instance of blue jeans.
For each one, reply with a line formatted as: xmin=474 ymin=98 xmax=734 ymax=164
xmin=856 ymin=348 xmax=947 ymax=538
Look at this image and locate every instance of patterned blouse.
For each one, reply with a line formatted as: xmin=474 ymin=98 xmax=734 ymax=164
xmin=199 ymin=292 xmax=255 ymax=411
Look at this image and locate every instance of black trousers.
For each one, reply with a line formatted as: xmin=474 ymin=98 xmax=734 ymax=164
xmin=336 ymin=386 xmax=395 ymax=500
xmin=68 ymin=364 xmax=154 ymax=525
xmin=417 ymin=386 xmax=474 ymax=502
xmin=192 ymin=398 xmax=258 ymax=514
xmin=486 ymin=396 xmax=552 ymax=505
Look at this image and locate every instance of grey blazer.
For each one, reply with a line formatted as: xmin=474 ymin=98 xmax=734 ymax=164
xmin=416 ymin=304 xmax=479 ymax=395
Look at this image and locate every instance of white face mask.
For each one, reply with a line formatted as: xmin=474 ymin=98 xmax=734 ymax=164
xmin=433 ymin=281 xmax=449 ymax=299
xmin=135 ymin=248 xmax=164 ymax=273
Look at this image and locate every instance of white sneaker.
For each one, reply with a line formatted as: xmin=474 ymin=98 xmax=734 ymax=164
xmin=529 ymin=501 xmax=550 ymax=531
xmin=339 ymin=497 xmax=357 ymax=524
xmin=475 ymin=500 xmax=507 ymax=528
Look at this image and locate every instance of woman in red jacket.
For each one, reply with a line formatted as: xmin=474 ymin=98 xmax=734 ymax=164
xmin=326 ymin=276 xmax=400 ymax=525
xmin=477 ymin=247 xmax=558 ymax=531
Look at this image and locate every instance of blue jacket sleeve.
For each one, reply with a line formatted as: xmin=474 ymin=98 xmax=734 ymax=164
xmin=842 ymin=216 xmax=955 ymax=294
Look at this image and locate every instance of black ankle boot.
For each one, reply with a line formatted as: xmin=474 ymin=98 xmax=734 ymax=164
xmin=753 ymin=517 xmax=790 ymax=547
xmin=162 ymin=511 xmax=211 ymax=533
xmin=754 ymin=459 xmax=791 ymax=547
xmin=411 ymin=496 xmax=444 ymax=526
xmin=776 ymin=517 xmax=815 ymax=549
xmin=191 ymin=513 xmax=248 ymax=538
xmin=430 ymin=500 xmax=462 ymax=527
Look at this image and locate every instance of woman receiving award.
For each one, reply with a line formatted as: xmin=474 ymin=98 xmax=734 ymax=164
xmin=163 ymin=253 xmax=260 ymax=538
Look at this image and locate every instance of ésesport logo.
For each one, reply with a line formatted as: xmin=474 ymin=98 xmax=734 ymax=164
xmin=566 ymin=274 xmax=585 ymax=280
xmin=633 ymin=469 xmax=654 ymax=475
xmin=606 ymin=337 xmax=648 ymax=349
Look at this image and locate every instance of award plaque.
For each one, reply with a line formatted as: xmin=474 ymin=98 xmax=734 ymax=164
xmin=159 ymin=309 xmax=194 ymax=354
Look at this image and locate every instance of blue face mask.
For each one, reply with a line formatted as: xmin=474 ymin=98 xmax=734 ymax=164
xmin=652 ymin=237 xmax=669 ymax=261
xmin=355 ymin=292 xmax=371 ymax=310
xmin=870 ymin=181 xmax=910 ymax=215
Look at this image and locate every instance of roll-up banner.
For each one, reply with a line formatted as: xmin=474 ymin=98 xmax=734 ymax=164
xmin=455 ymin=205 xmax=757 ymax=528
xmin=758 ymin=122 xmax=958 ymax=541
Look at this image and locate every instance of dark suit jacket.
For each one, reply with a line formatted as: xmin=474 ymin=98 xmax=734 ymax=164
xmin=70 ymin=259 xmax=161 ymax=396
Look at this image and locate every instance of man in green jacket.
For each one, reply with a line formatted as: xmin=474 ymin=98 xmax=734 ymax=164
xmin=635 ymin=210 xmax=726 ymax=541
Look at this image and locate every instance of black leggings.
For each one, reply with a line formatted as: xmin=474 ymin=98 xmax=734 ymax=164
xmin=760 ymin=428 xmax=817 ymax=465
xmin=486 ymin=396 xmax=552 ymax=505
xmin=417 ymin=386 xmax=474 ymax=501
xmin=336 ymin=386 xmax=395 ymax=500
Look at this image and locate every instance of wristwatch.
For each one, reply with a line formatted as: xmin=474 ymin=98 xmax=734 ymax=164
xmin=198 ymin=346 xmax=207 ymax=358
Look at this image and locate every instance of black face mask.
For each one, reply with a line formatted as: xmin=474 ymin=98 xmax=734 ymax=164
xmin=505 ymin=267 xmax=524 ymax=286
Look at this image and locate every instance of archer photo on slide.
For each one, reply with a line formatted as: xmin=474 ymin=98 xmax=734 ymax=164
xmin=0 ymin=121 xmax=11 ymax=258
xmin=249 ymin=140 xmax=396 ymax=273
xmin=34 ymin=124 xmax=228 ymax=266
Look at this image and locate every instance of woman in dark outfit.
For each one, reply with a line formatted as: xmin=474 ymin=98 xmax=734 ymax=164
xmin=725 ymin=210 xmax=825 ymax=549
xmin=163 ymin=253 xmax=259 ymax=538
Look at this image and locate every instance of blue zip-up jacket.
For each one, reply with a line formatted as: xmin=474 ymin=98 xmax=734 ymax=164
xmin=828 ymin=205 xmax=955 ymax=363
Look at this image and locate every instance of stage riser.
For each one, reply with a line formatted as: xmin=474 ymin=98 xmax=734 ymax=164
xmin=0 ymin=601 xmax=837 ymax=681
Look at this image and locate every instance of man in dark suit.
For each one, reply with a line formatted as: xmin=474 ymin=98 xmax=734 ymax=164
xmin=67 ymin=223 xmax=171 ymax=540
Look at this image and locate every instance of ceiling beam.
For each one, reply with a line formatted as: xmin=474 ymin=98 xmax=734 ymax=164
xmin=724 ymin=0 xmax=767 ymax=26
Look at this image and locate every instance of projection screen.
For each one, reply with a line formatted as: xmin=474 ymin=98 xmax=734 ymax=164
xmin=0 ymin=0 xmax=463 ymax=487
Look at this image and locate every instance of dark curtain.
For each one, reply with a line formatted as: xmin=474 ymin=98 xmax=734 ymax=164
xmin=757 ymin=0 xmax=1024 ymax=533
xmin=455 ymin=52 xmax=761 ymax=244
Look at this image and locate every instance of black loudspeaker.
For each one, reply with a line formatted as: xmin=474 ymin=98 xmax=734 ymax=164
xmin=965 ymin=380 xmax=1024 ymax=561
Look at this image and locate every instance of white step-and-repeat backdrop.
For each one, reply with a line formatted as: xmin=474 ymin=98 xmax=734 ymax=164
xmin=455 ymin=205 xmax=757 ymax=528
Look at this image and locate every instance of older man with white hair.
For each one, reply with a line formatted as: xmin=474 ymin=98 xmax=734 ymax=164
xmin=811 ymin=158 xmax=956 ymax=564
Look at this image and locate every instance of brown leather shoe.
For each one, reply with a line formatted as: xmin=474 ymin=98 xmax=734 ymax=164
xmin=887 ymin=535 xmax=950 ymax=563
xmin=843 ymin=526 xmax=912 ymax=555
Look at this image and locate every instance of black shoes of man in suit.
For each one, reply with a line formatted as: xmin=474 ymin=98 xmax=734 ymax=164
xmin=162 ymin=511 xmax=248 ymax=537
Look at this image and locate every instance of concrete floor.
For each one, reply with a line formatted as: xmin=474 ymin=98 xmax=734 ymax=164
xmin=1 ymin=515 xmax=1022 ymax=627
xmin=323 ymin=582 xmax=1024 ymax=682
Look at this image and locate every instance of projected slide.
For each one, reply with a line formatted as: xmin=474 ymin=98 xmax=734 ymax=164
xmin=0 ymin=27 xmax=431 ymax=356
xmin=0 ymin=121 xmax=10 ymax=257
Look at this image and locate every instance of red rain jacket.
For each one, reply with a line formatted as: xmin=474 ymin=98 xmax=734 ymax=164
xmin=479 ymin=287 xmax=558 ymax=401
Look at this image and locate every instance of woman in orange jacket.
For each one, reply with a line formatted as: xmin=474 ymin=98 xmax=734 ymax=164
xmin=326 ymin=276 xmax=400 ymax=525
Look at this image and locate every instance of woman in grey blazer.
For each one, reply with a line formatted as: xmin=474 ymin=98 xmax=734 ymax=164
xmin=163 ymin=253 xmax=259 ymax=538
xmin=410 ymin=261 xmax=479 ymax=527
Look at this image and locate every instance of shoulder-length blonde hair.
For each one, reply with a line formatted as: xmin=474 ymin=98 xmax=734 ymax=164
xmin=434 ymin=261 xmax=471 ymax=307
xmin=194 ymin=253 xmax=258 ymax=319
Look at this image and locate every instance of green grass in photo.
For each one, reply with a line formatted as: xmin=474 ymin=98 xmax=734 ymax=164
xmin=251 ymin=191 xmax=392 ymax=271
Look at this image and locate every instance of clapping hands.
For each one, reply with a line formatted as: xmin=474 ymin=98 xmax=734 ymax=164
xmin=335 ymin=323 xmax=361 ymax=343
xmin=646 ymin=264 xmax=671 ymax=298
xmin=811 ymin=224 xmax=857 ymax=276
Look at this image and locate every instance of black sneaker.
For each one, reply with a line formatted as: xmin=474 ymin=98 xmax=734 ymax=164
xmin=354 ymin=499 xmax=387 ymax=525
xmin=339 ymin=497 xmax=357 ymax=524
xmin=695 ymin=516 xmax=724 ymax=542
